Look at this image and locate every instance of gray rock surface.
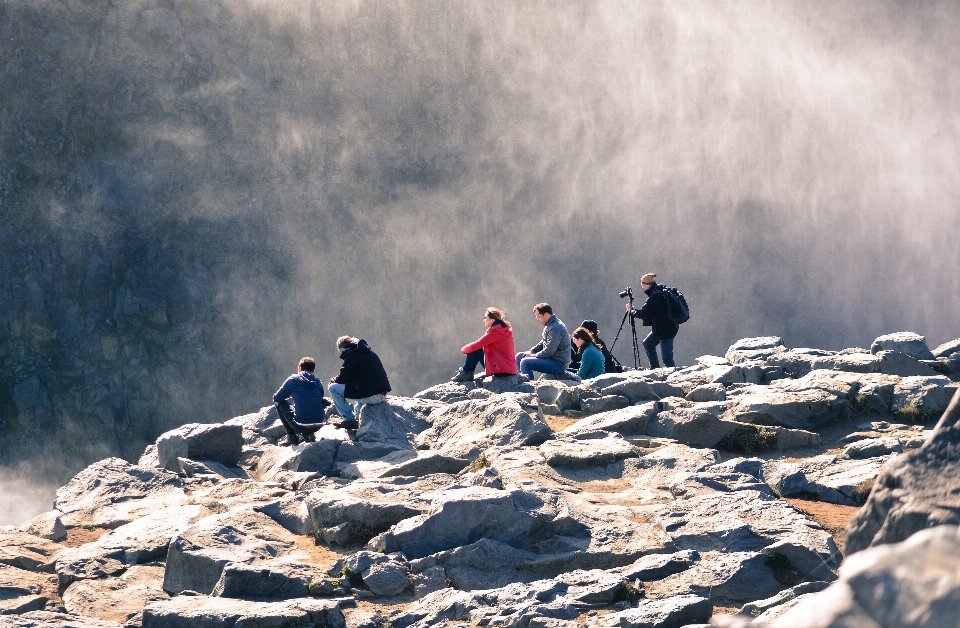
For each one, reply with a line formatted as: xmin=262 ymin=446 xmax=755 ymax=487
xmin=562 ymin=402 xmax=659 ymax=436
xmin=0 ymin=531 xmax=63 ymax=573
xmin=61 ymin=564 xmax=168 ymax=623
xmin=156 ymin=423 xmax=243 ymax=471
xmin=54 ymin=458 xmax=187 ymax=528
xmin=725 ymin=337 xmax=785 ymax=364
xmin=142 ymin=595 xmax=346 ymax=628
xmin=256 ymin=439 xmax=341 ymax=482
xmin=596 ymin=595 xmax=712 ymax=628
xmin=933 ymin=338 xmax=960 ymax=359
xmin=414 ymin=395 xmax=550 ymax=458
xmin=362 ymin=560 xmax=411 ymax=596
xmin=539 ymin=434 xmax=638 ymax=468
xmin=870 ymin=331 xmax=936 ymax=361
xmin=846 ymin=387 xmax=960 ymax=554
xmin=211 ymin=561 xmax=329 ymax=599
xmin=18 ymin=512 xmax=67 ymax=543
xmin=842 ymin=437 xmax=903 ymax=459
xmin=876 ymin=350 xmax=939 ymax=377
xmin=763 ymin=454 xmax=889 ymax=506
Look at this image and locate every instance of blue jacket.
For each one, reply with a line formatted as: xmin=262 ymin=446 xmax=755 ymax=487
xmin=273 ymin=371 xmax=326 ymax=423
xmin=577 ymin=344 xmax=605 ymax=379
xmin=529 ymin=315 xmax=572 ymax=368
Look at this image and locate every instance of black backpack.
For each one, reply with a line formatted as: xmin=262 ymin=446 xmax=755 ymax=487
xmin=661 ymin=287 xmax=690 ymax=324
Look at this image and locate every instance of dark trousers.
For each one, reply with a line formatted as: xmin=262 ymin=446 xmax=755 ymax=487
xmin=643 ymin=332 xmax=675 ymax=368
xmin=275 ymin=400 xmax=324 ymax=438
xmin=462 ymin=349 xmax=485 ymax=372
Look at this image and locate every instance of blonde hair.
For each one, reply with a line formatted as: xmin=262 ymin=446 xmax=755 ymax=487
xmin=486 ymin=307 xmax=511 ymax=329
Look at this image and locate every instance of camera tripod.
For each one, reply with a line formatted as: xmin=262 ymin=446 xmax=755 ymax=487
xmin=610 ymin=294 xmax=643 ymax=370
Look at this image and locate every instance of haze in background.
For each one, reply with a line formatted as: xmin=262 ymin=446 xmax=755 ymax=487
xmin=1 ymin=0 xmax=958 ymax=523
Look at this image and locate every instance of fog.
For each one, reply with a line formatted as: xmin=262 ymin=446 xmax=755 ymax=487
xmin=1 ymin=0 xmax=959 ymax=523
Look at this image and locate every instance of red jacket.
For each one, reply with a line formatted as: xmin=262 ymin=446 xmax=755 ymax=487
xmin=461 ymin=323 xmax=517 ymax=375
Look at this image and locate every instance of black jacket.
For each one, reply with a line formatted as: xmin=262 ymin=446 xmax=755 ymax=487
xmin=333 ymin=339 xmax=392 ymax=399
xmin=630 ymin=284 xmax=679 ymax=340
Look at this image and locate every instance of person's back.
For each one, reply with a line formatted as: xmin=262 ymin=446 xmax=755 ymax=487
xmin=274 ymin=371 xmax=326 ymax=422
xmin=334 ymin=339 xmax=391 ymax=399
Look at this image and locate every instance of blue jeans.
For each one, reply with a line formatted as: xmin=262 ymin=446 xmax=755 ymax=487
xmin=643 ymin=332 xmax=675 ymax=368
xmin=329 ymin=383 xmax=384 ymax=421
xmin=463 ymin=349 xmax=485 ymax=372
xmin=516 ymin=353 xmax=567 ymax=380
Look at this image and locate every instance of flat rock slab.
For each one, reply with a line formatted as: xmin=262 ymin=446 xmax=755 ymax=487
xmin=562 ymin=402 xmax=658 ymax=436
xmin=644 ymin=551 xmax=779 ymax=602
xmin=305 ymin=488 xmax=426 ymax=545
xmin=764 ymin=454 xmax=890 ymax=506
xmin=156 ymin=423 xmax=243 ymax=471
xmin=62 ymin=564 xmax=168 ymax=624
xmin=56 ymin=504 xmax=201 ymax=585
xmin=724 ymin=387 xmax=842 ymax=430
xmin=352 ymin=398 xmax=437 ymax=454
xmin=0 ymin=611 xmax=125 ymax=627
xmin=648 ymin=490 xmax=838 ymax=566
xmin=767 ymin=525 xmax=960 ymax=628
xmin=337 ymin=450 xmax=469 ymax=480
xmin=892 ymin=375 xmax=958 ymax=416
xmin=162 ymin=510 xmax=309 ymax=595
xmin=539 ymin=435 xmax=638 ymax=468
xmin=0 ymin=531 xmax=64 ymax=573
xmin=596 ymin=595 xmax=712 ymax=628
xmin=54 ymin=458 xmax=187 ymax=529
xmin=256 ymin=439 xmax=341 ymax=482
xmin=142 ymin=596 xmax=346 ymax=628
xmin=414 ymin=394 xmax=550 ymax=459
xmin=843 ymin=437 xmax=903 ymax=459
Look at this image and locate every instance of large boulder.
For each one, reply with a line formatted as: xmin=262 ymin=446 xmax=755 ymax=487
xmin=562 ymin=402 xmax=659 ymax=436
xmin=211 ymin=561 xmax=329 ymax=599
xmin=933 ymin=338 xmax=960 ymax=359
xmin=644 ymin=551 xmax=780 ymax=602
xmin=19 ymin=511 xmax=67 ymax=542
xmin=156 ymin=423 xmax=243 ymax=472
xmin=0 ymin=530 xmax=64 ymax=573
xmin=305 ymin=492 xmax=423 ymax=545
xmin=596 ymin=595 xmax=712 ymax=628
xmin=539 ymin=434 xmax=639 ymax=468
xmin=162 ymin=510 xmax=306 ymax=595
xmin=54 ymin=458 xmax=187 ymax=529
xmin=764 ymin=525 xmax=960 ymax=628
xmin=255 ymin=439 xmax=342 ymax=482
xmin=0 ymin=563 xmax=60 ymax=615
xmin=845 ymin=387 xmax=960 ymax=554
xmin=725 ymin=337 xmax=785 ymax=364
xmin=870 ymin=331 xmax=936 ymax=361
xmin=892 ymin=375 xmax=958 ymax=418
xmin=724 ymin=386 xmax=843 ymax=430
xmin=414 ymin=394 xmax=550 ymax=459
xmin=763 ymin=454 xmax=890 ymax=506
xmin=876 ymin=350 xmax=939 ymax=377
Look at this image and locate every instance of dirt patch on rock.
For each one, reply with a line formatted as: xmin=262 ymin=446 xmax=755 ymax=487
xmin=544 ymin=414 xmax=579 ymax=433
xmin=785 ymin=498 xmax=861 ymax=556
xmin=62 ymin=526 xmax=110 ymax=547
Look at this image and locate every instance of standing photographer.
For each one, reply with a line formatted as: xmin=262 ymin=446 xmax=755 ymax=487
xmin=626 ymin=273 xmax=678 ymax=368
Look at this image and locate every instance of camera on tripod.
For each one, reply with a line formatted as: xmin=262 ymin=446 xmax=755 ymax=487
xmin=618 ymin=287 xmax=633 ymax=300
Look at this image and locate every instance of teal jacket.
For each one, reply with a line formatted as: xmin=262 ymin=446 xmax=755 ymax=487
xmin=577 ymin=344 xmax=605 ymax=379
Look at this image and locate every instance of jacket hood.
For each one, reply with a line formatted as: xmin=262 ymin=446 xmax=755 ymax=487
xmin=295 ymin=371 xmax=321 ymax=385
xmin=486 ymin=324 xmax=513 ymax=338
xmin=339 ymin=338 xmax=371 ymax=359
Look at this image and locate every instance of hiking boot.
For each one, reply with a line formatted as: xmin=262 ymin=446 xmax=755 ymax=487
xmin=283 ymin=433 xmax=301 ymax=446
xmin=336 ymin=419 xmax=359 ymax=431
xmin=450 ymin=368 xmax=475 ymax=383
xmin=302 ymin=431 xmax=316 ymax=443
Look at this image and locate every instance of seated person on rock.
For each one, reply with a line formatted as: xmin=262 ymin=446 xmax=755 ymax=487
xmin=450 ymin=307 xmax=518 ymax=382
xmin=329 ymin=336 xmax=392 ymax=430
xmin=515 ymin=303 xmax=572 ymax=381
xmin=570 ymin=327 xmax=605 ymax=380
xmin=273 ymin=356 xmax=329 ymax=446
xmin=569 ymin=319 xmax=620 ymax=374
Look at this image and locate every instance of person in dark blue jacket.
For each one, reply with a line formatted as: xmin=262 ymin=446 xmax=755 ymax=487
xmin=626 ymin=273 xmax=679 ymax=368
xmin=273 ymin=357 xmax=329 ymax=445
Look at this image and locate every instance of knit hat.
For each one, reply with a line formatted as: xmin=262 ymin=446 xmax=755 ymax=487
xmin=580 ymin=320 xmax=599 ymax=335
xmin=640 ymin=273 xmax=657 ymax=284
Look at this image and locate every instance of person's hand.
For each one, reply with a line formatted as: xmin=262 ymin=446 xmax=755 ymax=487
xmin=625 ymin=303 xmax=632 ymax=312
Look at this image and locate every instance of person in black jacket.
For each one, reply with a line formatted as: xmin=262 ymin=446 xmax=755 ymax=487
xmin=328 ymin=336 xmax=392 ymax=429
xmin=568 ymin=320 xmax=620 ymax=373
xmin=626 ymin=273 xmax=678 ymax=368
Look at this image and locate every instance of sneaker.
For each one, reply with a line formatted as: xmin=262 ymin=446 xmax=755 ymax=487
xmin=450 ymin=368 xmax=475 ymax=383
xmin=336 ymin=419 xmax=359 ymax=430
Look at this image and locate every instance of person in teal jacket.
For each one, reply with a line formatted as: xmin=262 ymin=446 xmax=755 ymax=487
xmin=571 ymin=327 xmax=604 ymax=380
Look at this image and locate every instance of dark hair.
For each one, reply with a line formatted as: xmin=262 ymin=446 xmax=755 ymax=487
xmin=572 ymin=327 xmax=596 ymax=348
xmin=298 ymin=357 xmax=316 ymax=372
xmin=580 ymin=320 xmax=599 ymax=335
xmin=486 ymin=307 xmax=511 ymax=329
xmin=533 ymin=303 xmax=553 ymax=315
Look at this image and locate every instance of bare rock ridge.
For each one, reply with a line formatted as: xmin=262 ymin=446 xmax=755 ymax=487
xmin=1 ymin=332 xmax=959 ymax=628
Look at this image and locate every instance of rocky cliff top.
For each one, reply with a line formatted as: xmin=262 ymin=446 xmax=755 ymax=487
xmin=1 ymin=332 xmax=959 ymax=628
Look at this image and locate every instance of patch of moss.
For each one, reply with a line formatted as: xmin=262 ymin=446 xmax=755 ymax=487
xmin=613 ymin=580 xmax=644 ymax=602
xmin=717 ymin=424 xmax=778 ymax=454
xmin=842 ymin=393 xmax=872 ymax=421
xmin=467 ymin=452 xmax=491 ymax=472
xmin=892 ymin=400 xmax=933 ymax=425
xmin=852 ymin=479 xmax=875 ymax=504
xmin=764 ymin=553 xmax=803 ymax=587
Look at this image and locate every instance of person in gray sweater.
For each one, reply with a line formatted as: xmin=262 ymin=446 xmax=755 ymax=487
xmin=515 ymin=303 xmax=572 ymax=380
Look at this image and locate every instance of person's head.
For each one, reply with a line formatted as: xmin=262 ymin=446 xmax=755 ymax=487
xmin=533 ymin=303 xmax=553 ymax=325
xmin=580 ymin=320 xmax=599 ymax=336
xmin=485 ymin=307 xmax=511 ymax=329
xmin=571 ymin=327 xmax=596 ymax=350
xmin=297 ymin=357 xmax=316 ymax=372
xmin=336 ymin=336 xmax=359 ymax=351
xmin=641 ymin=273 xmax=657 ymax=292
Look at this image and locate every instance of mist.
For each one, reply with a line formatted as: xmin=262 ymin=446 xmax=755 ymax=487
xmin=1 ymin=0 xmax=959 ymax=522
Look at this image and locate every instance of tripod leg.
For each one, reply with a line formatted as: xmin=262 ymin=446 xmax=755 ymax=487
xmin=609 ymin=310 xmax=631 ymax=352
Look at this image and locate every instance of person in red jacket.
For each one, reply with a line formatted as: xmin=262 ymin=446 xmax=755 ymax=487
xmin=450 ymin=307 xmax=518 ymax=382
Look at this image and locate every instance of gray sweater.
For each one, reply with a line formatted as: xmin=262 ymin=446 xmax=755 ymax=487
xmin=529 ymin=316 xmax=572 ymax=367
